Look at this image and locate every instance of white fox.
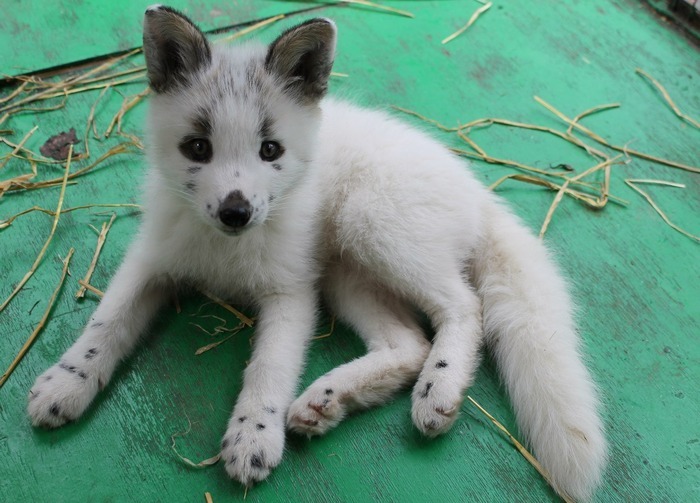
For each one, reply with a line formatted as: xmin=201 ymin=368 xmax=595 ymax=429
xmin=28 ymin=6 xmax=606 ymax=500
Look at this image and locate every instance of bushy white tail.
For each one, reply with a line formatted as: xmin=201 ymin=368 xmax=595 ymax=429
xmin=472 ymin=198 xmax=607 ymax=501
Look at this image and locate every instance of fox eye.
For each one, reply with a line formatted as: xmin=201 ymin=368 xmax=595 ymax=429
xmin=179 ymin=137 xmax=212 ymax=163
xmin=259 ymin=141 xmax=283 ymax=162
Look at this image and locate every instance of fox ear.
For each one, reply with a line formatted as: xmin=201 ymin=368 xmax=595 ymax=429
xmin=265 ymin=18 xmax=336 ymax=103
xmin=143 ymin=5 xmax=211 ymax=93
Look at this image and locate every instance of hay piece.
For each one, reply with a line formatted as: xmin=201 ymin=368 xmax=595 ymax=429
xmin=625 ymin=179 xmax=700 ymax=243
xmin=77 ymin=280 xmax=104 ymax=297
xmin=339 ymin=0 xmax=414 ymax=18
xmin=539 ymin=179 xmax=571 ymax=238
xmin=466 ymin=395 xmax=574 ymax=503
xmin=0 ymin=125 xmax=38 ymax=169
xmin=0 ymin=49 xmax=141 ymax=115
xmin=104 ymin=88 xmax=150 ymax=138
xmin=0 ymin=248 xmax=74 ymax=389
xmin=201 ymin=290 xmax=255 ymax=327
xmin=83 ymin=85 xmax=112 ymax=158
xmin=0 ymin=161 xmax=38 ymax=195
xmin=442 ymin=1 xmax=492 ymax=45
xmin=0 ymin=146 xmax=73 ymax=314
xmin=636 ymin=68 xmax=700 ymax=130
xmin=5 ymin=141 xmax=136 ymax=193
xmin=170 ymin=416 xmax=221 ymax=468
xmin=195 ymin=332 xmax=238 ymax=355
xmin=534 ymin=96 xmax=700 ymax=174
xmin=76 ymin=213 xmax=117 ymax=298
xmin=313 ymin=316 xmax=336 ymax=340
xmin=393 ymin=105 xmax=608 ymax=164
xmin=567 ymin=103 xmax=620 ymax=136
xmin=0 ymin=203 xmax=139 ymax=230
xmin=488 ymin=171 xmax=627 ymax=208
xmin=216 ymin=14 xmax=286 ymax=44
xmin=205 ymin=493 xmax=214 ymax=503
xmin=0 ymin=80 xmax=29 ymax=104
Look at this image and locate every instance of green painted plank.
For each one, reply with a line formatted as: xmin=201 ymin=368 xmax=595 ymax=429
xmin=0 ymin=0 xmax=322 ymax=75
xmin=1 ymin=1 xmax=698 ymax=502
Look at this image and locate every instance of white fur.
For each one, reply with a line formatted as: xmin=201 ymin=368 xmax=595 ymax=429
xmin=28 ymin=25 xmax=606 ymax=500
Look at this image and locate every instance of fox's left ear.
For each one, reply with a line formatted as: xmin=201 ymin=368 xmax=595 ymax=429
xmin=143 ymin=5 xmax=211 ymax=93
xmin=265 ymin=18 xmax=336 ymax=103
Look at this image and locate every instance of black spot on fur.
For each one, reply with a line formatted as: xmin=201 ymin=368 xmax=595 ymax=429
xmin=221 ymin=439 xmax=230 ymax=450
xmin=91 ymin=321 xmax=104 ymax=328
xmin=238 ymin=416 xmax=247 ymax=423
xmin=272 ymin=163 xmax=282 ymax=171
xmin=29 ymin=390 xmax=39 ymax=400
xmin=85 ymin=348 xmax=98 ymax=359
xmin=325 ymin=389 xmax=334 ymax=395
xmin=250 ymin=453 xmax=264 ymax=469
xmin=256 ymin=423 xmax=266 ymax=430
xmin=206 ymin=203 xmax=212 ymax=210
xmin=98 ymin=378 xmax=105 ymax=390
xmin=230 ymin=456 xmax=237 ymax=465
xmin=420 ymin=382 xmax=433 ymax=399
xmin=187 ymin=166 xmax=202 ymax=174
xmin=424 ymin=420 xmax=438 ymax=430
xmin=185 ymin=181 xmax=197 ymax=192
xmin=58 ymin=362 xmax=76 ymax=374
xmin=234 ymin=171 xmax=240 ymax=178
xmin=321 ymin=399 xmax=330 ymax=407
xmin=43 ymin=375 xmax=52 ymax=381
xmin=436 ymin=360 xmax=448 ymax=368
xmin=263 ymin=406 xmax=276 ymax=414
xmin=78 ymin=371 xmax=87 ymax=379
xmin=268 ymin=195 xmax=275 ymax=203
xmin=49 ymin=404 xmax=61 ymax=416
xmin=234 ymin=432 xmax=242 ymax=445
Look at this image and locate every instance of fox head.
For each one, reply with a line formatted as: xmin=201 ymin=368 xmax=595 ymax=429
xmin=142 ymin=6 xmax=336 ymax=235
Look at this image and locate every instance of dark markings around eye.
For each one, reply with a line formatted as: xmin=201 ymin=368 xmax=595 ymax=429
xmin=259 ymin=115 xmax=273 ymax=139
xmin=191 ymin=108 xmax=212 ymax=137
xmin=187 ymin=166 xmax=202 ymax=174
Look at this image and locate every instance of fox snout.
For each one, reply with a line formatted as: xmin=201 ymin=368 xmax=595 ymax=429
xmin=218 ymin=191 xmax=253 ymax=230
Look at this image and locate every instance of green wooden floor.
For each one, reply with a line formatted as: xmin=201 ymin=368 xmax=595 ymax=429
xmin=1 ymin=1 xmax=698 ymax=501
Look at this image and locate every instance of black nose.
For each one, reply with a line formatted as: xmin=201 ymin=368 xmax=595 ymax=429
xmin=218 ymin=191 xmax=252 ymax=229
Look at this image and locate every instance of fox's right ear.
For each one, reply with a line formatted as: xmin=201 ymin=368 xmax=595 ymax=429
xmin=143 ymin=5 xmax=211 ymax=93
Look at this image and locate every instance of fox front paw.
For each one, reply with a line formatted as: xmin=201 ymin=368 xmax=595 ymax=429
xmin=221 ymin=408 xmax=285 ymax=486
xmin=27 ymin=361 xmax=102 ymax=428
xmin=287 ymin=386 xmax=345 ymax=436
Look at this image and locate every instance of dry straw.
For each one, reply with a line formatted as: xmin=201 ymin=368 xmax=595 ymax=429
xmin=625 ymin=179 xmax=699 ymax=243
xmin=0 ymin=203 xmax=139 ymax=230
xmin=76 ymin=213 xmax=117 ymax=298
xmin=442 ymin=1 xmax=492 ymax=45
xmin=0 ymin=146 xmax=73 ymax=314
xmin=534 ymin=96 xmax=700 ymax=174
xmin=0 ymin=248 xmax=75 ymax=389
xmin=467 ymin=395 xmax=574 ymax=503
xmin=635 ymin=68 xmax=700 ymax=130
xmin=170 ymin=416 xmax=221 ymax=468
xmin=201 ymin=290 xmax=255 ymax=327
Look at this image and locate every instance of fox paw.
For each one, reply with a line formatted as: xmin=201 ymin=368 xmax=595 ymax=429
xmin=411 ymin=377 xmax=463 ymax=437
xmin=222 ymin=408 xmax=285 ymax=486
xmin=27 ymin=361 xmax=101 ymax=428
xmin=287 ymin=386 xmax=345 ymax=436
